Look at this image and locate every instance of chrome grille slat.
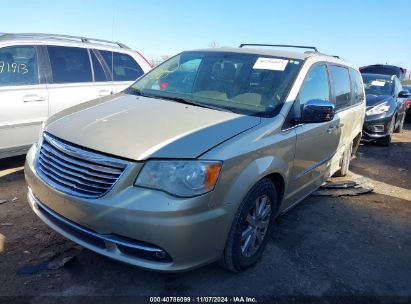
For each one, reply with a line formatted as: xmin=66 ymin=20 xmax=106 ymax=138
xmin=38 ymin=167 xmax=103 ymax=195
xmin=38 ymin=161 xmax=111 ymax=190
xmin=39 ymin=149 xmax=119 ymax=180
xmin=39 ymin=153 xmax=114 ymax=185
xmin=42 ymin=142 xmax=123 ymax=175
xmin=36 ymin=133 xmax=130 ymax=198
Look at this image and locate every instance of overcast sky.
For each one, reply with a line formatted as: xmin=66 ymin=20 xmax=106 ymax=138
xmin=2 ymin=0 xmax=411 ymax=69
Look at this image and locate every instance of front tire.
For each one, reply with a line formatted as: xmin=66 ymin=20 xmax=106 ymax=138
xmin=379 ymin=134 xmax=392 ymax=147
xmin=219 ymin=178 xmax=278 ymax=272
xmin=378 ymin=116 xmax=394 ymax=146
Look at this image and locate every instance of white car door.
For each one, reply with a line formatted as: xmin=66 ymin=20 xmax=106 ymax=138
xmin=46 ymin=45 xmax=113 ymax=116
xmin=0 ymin=45 xmax=48 ymax=157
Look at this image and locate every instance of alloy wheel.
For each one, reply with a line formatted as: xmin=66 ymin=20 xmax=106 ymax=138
xmin=240 ymin=195 xmax=271 ymax=258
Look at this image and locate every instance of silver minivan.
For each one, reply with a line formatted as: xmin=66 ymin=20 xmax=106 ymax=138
xmin=0 ymin=33 xmax=151 ymax=159
xmin=25 ymin=44 xmax=365 ymax=272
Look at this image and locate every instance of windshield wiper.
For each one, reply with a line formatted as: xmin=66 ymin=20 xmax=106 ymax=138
xmin=148 ymin=94 xmax=235 ymax=113
xmin=127 ymin=87 xmax=149 ymax=97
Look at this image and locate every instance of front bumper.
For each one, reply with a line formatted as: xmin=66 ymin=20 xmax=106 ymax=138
xmin=25 ymin=144 xmax=234 ymax=272
xmin=362 ymin=114 xmax=393 ymax=141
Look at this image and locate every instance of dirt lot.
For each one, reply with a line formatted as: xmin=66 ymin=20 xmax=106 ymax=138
xmin=1 ymin=124 xmax=411 ymax=301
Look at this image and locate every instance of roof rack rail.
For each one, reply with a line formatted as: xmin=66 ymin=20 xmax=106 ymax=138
xmin=0 ymin=33 xmax=130 ymax=49
xmin=239 ymin=43 xmax=318 ymax=52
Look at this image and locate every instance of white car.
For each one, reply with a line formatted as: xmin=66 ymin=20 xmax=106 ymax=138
xmin=0 ymin=33 xmax=152 ymax=159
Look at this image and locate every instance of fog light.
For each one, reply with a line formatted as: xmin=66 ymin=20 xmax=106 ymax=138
xmin=372 ymin=125 xmax=384 ymax=132
xmin=155 ymin=251 xmax=167 ymax=259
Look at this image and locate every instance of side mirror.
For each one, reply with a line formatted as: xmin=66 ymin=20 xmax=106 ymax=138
xmin=398 ymin=90 xmax=411 ymax=98
xmin=299 ymin=99 xmax=335 ymax=123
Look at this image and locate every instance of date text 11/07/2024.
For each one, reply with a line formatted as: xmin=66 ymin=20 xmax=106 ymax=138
xmin=149 ymin=297 xmax=258 ymax=303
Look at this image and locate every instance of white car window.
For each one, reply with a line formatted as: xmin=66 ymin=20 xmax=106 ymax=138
xmin=0 ymin=46 xmax=38 ymax=86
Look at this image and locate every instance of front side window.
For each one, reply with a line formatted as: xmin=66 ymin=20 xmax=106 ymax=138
xmin=100 ymin=51 xmax=144 ymax=81
xmin=0 ymin=46 xmax=38 ymax=86
xmin=130 ymin=51 xmax=302 ymax=116
xmin=329 ymin=65 xmax=351 ymax=110
xmin=47 ymin=46 xmax=92 ymax=83
xmin=298 ymin=64 xmax=330 ymax=109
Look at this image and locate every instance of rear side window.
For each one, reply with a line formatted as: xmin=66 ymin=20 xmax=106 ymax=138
xmin=47 ymin=46 xmax=92 ymax=83
xmin=349 ymin=68 xmax=364 ymax=105
xmin=0 ymin=46 xmax=38 ymax=86
xmin=298 ymin=64 xmax=330 ymax=109
xmin=90 ymin=50 xmax=109 ymax=82
xmin=329 ymin=65 xmax=351 ymax=110
xmin=100 ymin=51 xmax=144 ymax=81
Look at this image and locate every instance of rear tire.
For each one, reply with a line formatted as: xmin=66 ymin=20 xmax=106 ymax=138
xmin=219 ymin=178 xmax=278 ymax=272
xmin=334 ymin=143 xmax=352 ymax=177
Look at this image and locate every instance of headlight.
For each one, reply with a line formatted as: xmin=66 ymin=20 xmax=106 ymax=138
xmin=366 ymin=103 xmax=390 ymax=116
xmin=135 ymin=160 xmax=222 ymax=197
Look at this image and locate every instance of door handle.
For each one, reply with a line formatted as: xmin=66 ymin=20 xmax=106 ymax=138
xmin=23 ymin=95 xmax=46 ymax=102
xmin=99 ymin=90 xmax=111 ymax=97
xmin=327 ymin=124 xmax=344 ymax=134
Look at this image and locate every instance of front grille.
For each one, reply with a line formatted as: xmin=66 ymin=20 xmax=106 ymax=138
xmin=37 ymin=133 xmax=129 ymax=198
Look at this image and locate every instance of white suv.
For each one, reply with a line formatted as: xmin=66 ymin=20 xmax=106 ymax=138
xmin=0 ymin=33 xmax=152 ymax=159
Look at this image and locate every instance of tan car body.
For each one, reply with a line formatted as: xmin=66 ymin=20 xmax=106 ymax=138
xmin=25 ymin=48 xmax=365 ymax=271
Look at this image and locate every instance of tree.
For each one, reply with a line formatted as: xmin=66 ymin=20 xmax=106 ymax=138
xmin=208 ymin=41 xmax=220 ymax=48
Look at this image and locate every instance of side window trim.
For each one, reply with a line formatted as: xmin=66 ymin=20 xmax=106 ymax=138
xmin=91 ymin=49 xmax=112 ymax=81
xmin=37 ymin=45 xmax=52 ymax=84
xmin=87 ymin=48 xmax=95 ymax=82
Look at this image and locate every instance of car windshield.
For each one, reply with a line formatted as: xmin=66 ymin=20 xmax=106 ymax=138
xmin=362 ymin=75 xmax=393 ymax=96
xmin=130 ymin=51 xmax=303 ymax=117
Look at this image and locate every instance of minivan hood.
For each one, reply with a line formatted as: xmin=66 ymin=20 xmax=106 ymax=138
xmin=365 ymin=94 xmax=392 ymax=107
xmin=46 ymin=94 xmax=261 ymax=160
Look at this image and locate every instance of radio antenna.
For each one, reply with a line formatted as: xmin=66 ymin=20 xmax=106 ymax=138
xmin=111 ymin=0 xmax=115 ymax=92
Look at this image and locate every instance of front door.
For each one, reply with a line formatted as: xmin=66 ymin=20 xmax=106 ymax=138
xmin=287 ymin=64 xmax=341 ymax=205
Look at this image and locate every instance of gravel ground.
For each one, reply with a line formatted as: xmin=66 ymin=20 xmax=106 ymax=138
xmin=0 ymin=124 xmax=410 ymax=302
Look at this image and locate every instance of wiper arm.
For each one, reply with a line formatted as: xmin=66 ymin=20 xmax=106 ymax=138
xmin=127 ymin=87 xmax=148 ymax=97
xmin=150 ymin=95 xmax=235 ymax=113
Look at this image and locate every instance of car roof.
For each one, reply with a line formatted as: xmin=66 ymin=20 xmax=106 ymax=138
xmin=193 ymin=46 xmax=340 ymax=60
xmin=0 ymin=33 xmax=130 ymax=51
xmin=188 ymin=46 xmax=353 ymax=67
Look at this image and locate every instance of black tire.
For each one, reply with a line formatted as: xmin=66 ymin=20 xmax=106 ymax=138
xmin=378 ymin=134 xmax=392 ymax=147
xmin=378 ymin=116 xmax=394 ymax=147
xmin=334 ymin=143 xmax=352 ymax=177
xmin=219 ymin=178 xmax=278 ymax=272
